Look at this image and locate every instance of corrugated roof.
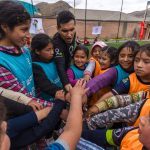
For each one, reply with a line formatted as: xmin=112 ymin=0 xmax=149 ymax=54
xmin=69 ymin=8 xmax=143 ymax=22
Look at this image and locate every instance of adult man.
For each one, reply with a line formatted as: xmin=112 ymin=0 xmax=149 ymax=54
xmin=53 ymin=10 xmax=76 ymax=91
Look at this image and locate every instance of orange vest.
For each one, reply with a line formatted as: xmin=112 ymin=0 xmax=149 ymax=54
xmin=121 ymin=129 xmax=143 ymax=150
xmin=99 ymin=68 xmax=109 ymax=75
xmin=90 ymin=57 xmax=101 ymax=77
xmin=133 ymin=98 xmax=150 ymax=126
xmin=129 ymin=73 xmax=150 ymax=94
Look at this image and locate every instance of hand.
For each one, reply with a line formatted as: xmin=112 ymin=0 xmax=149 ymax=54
xmin=70 ymin=79 xmax=89 ymax=104
xmin=86 ymin=105 xmax=99 ymax=118
xmin=65 ymin=84 xmax=72 ymax=92
xmin=35 ymin=107 xmax=52 ymax=121
xmin=55 ymin=90 xmax=65 ymax=101
xmin=28 ymin=100 xmax=43 ymax=111
xmin=65 ymin=92 xmax=71 ymax=102
xmin=84 ymin=75 xmax=91 ymax=82
xmin=65 ymin=91 xmax=87 ymax=104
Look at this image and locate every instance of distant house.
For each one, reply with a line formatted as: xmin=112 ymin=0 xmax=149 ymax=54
xmin=69 ymin=8 xmax=144 ymax=39
xmin=35 ymin=1 xmax=147 ymax=39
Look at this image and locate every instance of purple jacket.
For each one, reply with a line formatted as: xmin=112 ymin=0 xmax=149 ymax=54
xmin=86 ymin=67 xmax=117 ymax=96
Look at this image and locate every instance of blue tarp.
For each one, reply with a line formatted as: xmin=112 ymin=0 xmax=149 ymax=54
xmin=17 ymin=1 xmax=39 ymax=16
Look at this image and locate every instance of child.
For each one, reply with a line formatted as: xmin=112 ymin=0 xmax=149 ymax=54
xmin=88 ymin=46 xmax=118 ymax=106
xmin=86 ymin=41 xmax=140 ymax=98
xmin=83 ymin=115 xmax=150 ymax=150
xmin=84 ymin=41 xmax=107 ymax=81
xmin=86 ymin=44 xmax=150 ymax=129
xmin=86 ymin=41 xmax=139 ymax=107
xmin=98 ymin=43 xmax=150 ymax=103
xmin=120 ymin=115 xmax=150 ymax=150
xmin=67 ymin=44 xmax=89 ymax=86
xmin=31 ymin=33 xmax=64 ymax=101
xmin=0 ymin=0 xmax=52 ymax=108
xmin=111 ymin=44 xmax=150 ymax=95
xmin=0 ymin=80 xmax=103 ymax=150
xmin=87 ymin=42 xmax=150 ymax=114
xmin=99 ymin=46 xmax=118 ymax=73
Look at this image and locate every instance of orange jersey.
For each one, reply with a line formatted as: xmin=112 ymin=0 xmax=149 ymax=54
xmin=121 ymin=129 xmax=143 ymax=150
xmin=90 ymin=57 xmax=101 ymax=77
xmin=129 ymin=73 xmax=150 ymax=94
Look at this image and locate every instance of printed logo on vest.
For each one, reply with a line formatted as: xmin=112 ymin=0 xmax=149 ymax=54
xmin=69 ymin=46 xmax=74 ymax=56
xmin=55 ymin=48 xmax=63 ymax=57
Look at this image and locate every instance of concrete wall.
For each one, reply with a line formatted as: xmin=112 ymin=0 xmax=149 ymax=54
xmin=42 ymin=18 xmax=139 ymax=39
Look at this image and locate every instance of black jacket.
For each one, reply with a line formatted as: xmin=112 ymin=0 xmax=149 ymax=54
xmin=53 ymin=32 xmax=76 ymax=86
xmin=32 ymin=53 xmax=62 ymax=98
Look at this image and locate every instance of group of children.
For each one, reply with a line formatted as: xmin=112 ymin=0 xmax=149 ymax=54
xmin=0 ymin=0 xmax=150 ymax=150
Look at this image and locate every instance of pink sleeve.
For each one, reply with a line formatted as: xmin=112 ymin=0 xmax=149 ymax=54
xmin=67 ymin=68 xmax=78 ymax=86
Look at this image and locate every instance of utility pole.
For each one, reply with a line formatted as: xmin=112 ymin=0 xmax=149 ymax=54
xmin=144 ymin=1 xmax=150 ymax=22
xmin=116 ymin=0 xmax=123 ymax=41
xmin=74 ymin=0 xmax=75 ymax=15
xmin=84 ymin=0 xmax=87 ymax=39
xmin=31 ymin=0 xmax=34 ymax=16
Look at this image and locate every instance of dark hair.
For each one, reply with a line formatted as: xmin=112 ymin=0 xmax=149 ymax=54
xmin=117 ymin=41 xmax=140 ymax=59
xmin=31 ymin=33 xmax=53 ymax=52
xmin=102 ymin=46 xmax=118 ymax=66
xmin=73 ymin=44 xmax=89 ymax=58
xmin=138 ymin=44 xmax=150 ymax=57
xmin=0 ymin=0 xmax=31 ymax=39
xmin=57 ymin=10 xmax=75 ymax=28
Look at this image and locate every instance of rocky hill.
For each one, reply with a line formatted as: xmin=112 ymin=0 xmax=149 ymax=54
xmin=36 ymin=0 xmax=149 ymax=20
xmin=129 ymin=9 xmax=150 ymax=18
xmin=36 ymin=1 xmax=72 ymax=17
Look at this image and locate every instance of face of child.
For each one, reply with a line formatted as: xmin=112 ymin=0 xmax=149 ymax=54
xmin=36 ymin=43 xmax=54 ymax=61
xmin=92 ymin=46 xmax=102 ymax=60
xmin=99 ymin=51 xmax=111 ymax=70
xmin=134 ymin=51 xmax=150 ymax=81
xmin=118 ymin=47 xmax=134 ymax=70
xmin=58 ymin=20 xmax=76 ymax=44
xmin=74 ymin=50 xmax=87 ymax=69
xmin=3 ymin=20 xmax=31 ymax=48
xmin=138 ymin=116 xmax=150 ymax=148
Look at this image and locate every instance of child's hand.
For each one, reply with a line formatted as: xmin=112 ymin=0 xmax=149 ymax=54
xmin=86 ymin=105 xmax=99 ymax=118
xmin=35 ymin=107 xmax=52 ymax=122
xmin=70 ymin=79 xmax=89 ymax=103
xmin=65 ymin=92 xmax=71 ymax=102
xmin=28 ymin=100 xmax=43 ymax=111
xmin=55 ymin=90 xmax=65 ymax=101
xmin=65 ymin=84 xmax=72 ymax=92
xmin=84 ymin=75 xmax=91 ymax=82
xmin=65 ymin=89 xmax=87 ymax=104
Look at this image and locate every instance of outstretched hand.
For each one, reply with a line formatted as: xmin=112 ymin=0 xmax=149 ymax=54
xmin=69 ymin=79 xmax=89 ymax=104
xmin=28 ymin=100 xmax=43 ymax=111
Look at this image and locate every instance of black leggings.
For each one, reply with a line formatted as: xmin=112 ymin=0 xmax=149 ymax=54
xmin=0 ymin=96 xmax=33 ymax=119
